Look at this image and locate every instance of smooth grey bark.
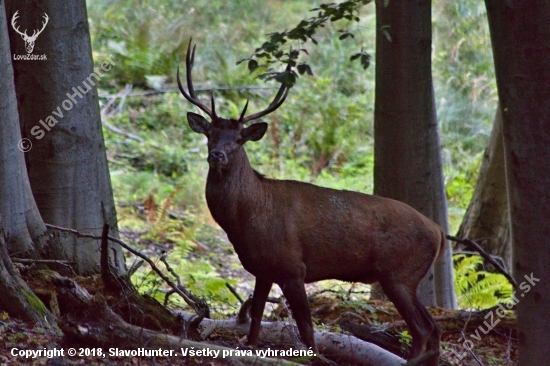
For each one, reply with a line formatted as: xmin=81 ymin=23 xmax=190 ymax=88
xmin=0 ymin=0 xmax=48 ymax=256
xmin=5 ymin=1 xmax=124 ymax=275
xmin=373 ymin=0 xmax=456 ymax=308
xmin=457 ymin=104 xmax=510 ymax=268
xmin=0 ymin=0 xmax=55 ymax=325
xmin=485 ymin=0 xmax=550 ymax=364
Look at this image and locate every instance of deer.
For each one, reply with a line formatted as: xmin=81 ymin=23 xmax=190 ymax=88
xmin=178 ymin=40 xmax=442 ymax=366
xmin=11 ymin=11 xmax=49 ymax=54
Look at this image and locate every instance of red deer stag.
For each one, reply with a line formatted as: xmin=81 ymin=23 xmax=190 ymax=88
xmin=178 ymin=40 xmax=442 ymax=365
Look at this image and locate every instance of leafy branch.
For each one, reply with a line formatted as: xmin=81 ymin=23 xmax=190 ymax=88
xmin=238 ymin=0 xmax=373 ymax=87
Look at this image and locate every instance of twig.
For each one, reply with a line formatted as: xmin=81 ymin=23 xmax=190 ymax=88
xmin=97 ymin=84 xmax=281 ymax=99
xmin=159 ymin=254 xmax=182 ymax=287
xmin=466 ymin=345 xmax=485 ymax=366
xmin=102 ymin=121 xmax=143 ymax=143
xmin=11 ymin=258 xmax=75 ymax=264
xmin=225 ymin=282 xmax=244 ymax=304
xmin=447 ymin=235 xmax=518 ymax=289
xmin=44 ymin=223 xmax=201 ymax=314
xmin=100 ymin=224 xmax=123 ymax=292
xmin=101 ymin=84 xmax=133 ymax=117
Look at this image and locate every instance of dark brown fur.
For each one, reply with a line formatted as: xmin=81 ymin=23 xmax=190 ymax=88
xmin=190 ymin=115 xmax=442 ymax=365
xmin=178 ymin=40 xmax=442 ymax=364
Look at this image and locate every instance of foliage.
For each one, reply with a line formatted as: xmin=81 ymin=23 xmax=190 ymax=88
xmin=398 ymin=330 xmax=412 ymax=346
xmin=453 ymin=254 xmax=513 ymax=309
xmin=89 ymin=0 xmax=500 ymax=310
xmin=239 ymin=0 xmax=372 ymax=85
xmin=433 ymin=0 xmax=498 ymax=233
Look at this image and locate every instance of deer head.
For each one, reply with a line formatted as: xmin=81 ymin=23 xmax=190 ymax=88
xmin=11 ymin=11 xmax=49 ymax=54
xmin=177 ymin=40 xmax=289 ymax=169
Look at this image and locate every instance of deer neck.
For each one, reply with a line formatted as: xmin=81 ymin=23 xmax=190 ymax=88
xmin=205 ymin=148 xmax=265 ymax=231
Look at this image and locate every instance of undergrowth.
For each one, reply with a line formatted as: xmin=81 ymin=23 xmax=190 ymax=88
xmin=89 ymin=0 xmax=501 ymax=313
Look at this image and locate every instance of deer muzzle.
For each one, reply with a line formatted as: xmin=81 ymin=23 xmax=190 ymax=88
xmin=208 ymin=150 xmax=227 ymax=167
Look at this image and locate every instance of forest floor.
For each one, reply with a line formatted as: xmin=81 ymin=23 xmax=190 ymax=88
xmin=0 ymin=221 xmax=517 ymax=365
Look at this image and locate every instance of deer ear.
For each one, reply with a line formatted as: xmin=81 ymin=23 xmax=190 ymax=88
xmin=242 ymin=122 xmax=268 ymax=142
xmin=187 ymin=112 xmax=211 ymax=135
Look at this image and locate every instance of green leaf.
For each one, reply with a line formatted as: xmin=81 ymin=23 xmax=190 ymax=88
xmin=384 ymin=0 xmax=390 ymax=7
xmin=297 ymin=64 xmax=313 ymax=76
xmin=248 ymin=59 xmax=259 ymax=72
xmin=360 ymin=53 xmax=371 ymax=69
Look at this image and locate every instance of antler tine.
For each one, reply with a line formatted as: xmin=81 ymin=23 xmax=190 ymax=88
xmin=176 ymin=39 xmax=214 ymax=118
xmin=238 ymin=98 xmax=249 ymax=122
xmin=241 ymin=63 xmax=291 ymax=124
xmin=186 ymin=42 xmax=197 ymax=99
xmin=210 ymin=92 xmax=216 ymax=117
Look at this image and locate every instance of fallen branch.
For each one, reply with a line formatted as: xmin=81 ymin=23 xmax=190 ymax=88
xmin=98 ymin=84 xmax=281 ymax=99
xmin=44 ymin=223 xmax=202 ymax=314
xmin=177 ymin=310 xmax=407 ymax=366
xmin=385 ymin=309 xmax=515 ymax=332
xmin=52 ymin=277 xmax=297 ymax=366
xmin=340 ymin=321 xmax=408 ymax=359
xmin=447 ymin=235 xmax=518 ymax=289
xmin=11 ymin=258 xmax=75 ymax=265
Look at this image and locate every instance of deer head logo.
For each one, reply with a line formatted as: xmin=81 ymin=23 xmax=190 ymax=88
xmin=11 ymin=11 xmax=49 ymax=54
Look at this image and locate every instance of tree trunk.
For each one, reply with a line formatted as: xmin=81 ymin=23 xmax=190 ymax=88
xmin=0 ymin=3 xmax=49 ymax=257
xmin=6 ymin=0 xmax=124 ymax=275
xmin=373 ymin=0 xmax=456 ymax=308
xmin=0 ymin=0 xmax=55 ymax=325
xmin=457 ymin=103 xmax=511 ymax=268
xmin=485 ymin=0 xmax=550 ymax=364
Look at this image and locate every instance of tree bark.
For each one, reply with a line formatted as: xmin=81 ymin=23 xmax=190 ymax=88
xmin=373 ymin=0 xmax=456 ymax=308
xmin=457 ymin=103 xmax=511 ymax=268
xmin=0 ymin=1 xmax=55 ymax=325
xmin=0 ymin=2 xmax=49 ymax=257
xmin=485 ymin=0 xmax=550 ymax=364
xmin=177 ymin=311 xmax=407 ymax=365
xmin=5 ymin=0 xmax=124 ymax=275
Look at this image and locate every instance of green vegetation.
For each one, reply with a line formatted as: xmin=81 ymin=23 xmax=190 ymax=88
xmin=454 ymin=254 xmax=513 ymax=309
xmin=88 ymin=0 xmax=498 ymax=311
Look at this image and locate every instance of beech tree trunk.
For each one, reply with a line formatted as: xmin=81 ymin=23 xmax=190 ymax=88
xmin=6 ymin=0 xmax=124 ymax=275
xmin=0 ymin=0 xmax=55 ymax=324
xmin=373 ymin=0 xmax=456 ymax=308
xmin=457 ymin=103 xmax=510 ymax=268
xmin=485 ymin=0 xmax=550 ymax=364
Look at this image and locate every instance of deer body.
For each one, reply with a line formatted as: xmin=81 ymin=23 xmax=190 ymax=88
xmin=178 ymin=40 xmax=442 ymax=365
xmin=205 ymin=148 xmax=443 ymax=286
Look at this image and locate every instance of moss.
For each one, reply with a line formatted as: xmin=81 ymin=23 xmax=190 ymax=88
xmin=21 ymin=288 xmax=49 ymax=319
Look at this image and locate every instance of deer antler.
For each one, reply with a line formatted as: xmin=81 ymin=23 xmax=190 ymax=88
xmin=177 ymin=38 xmax=289 ymax=123
xmin=239 ymin=63 xmax=290 ymax=124
xmin=177 ymin=39 xmax=215 ymax=119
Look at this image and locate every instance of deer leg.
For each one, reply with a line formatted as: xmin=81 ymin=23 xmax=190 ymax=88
xmin=380 ymin=281 xmax=435 ymax=362
xmin=419 ymin=303 xmax=441 ymax=365
xmin=248 ymin=278 xmax=273 ymax=346
xmin=280 ymin=279 xmax=318 ymax=353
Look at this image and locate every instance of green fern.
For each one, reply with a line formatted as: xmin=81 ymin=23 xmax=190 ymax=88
xmin=454 ymin=253 xmax=513 ymax=309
